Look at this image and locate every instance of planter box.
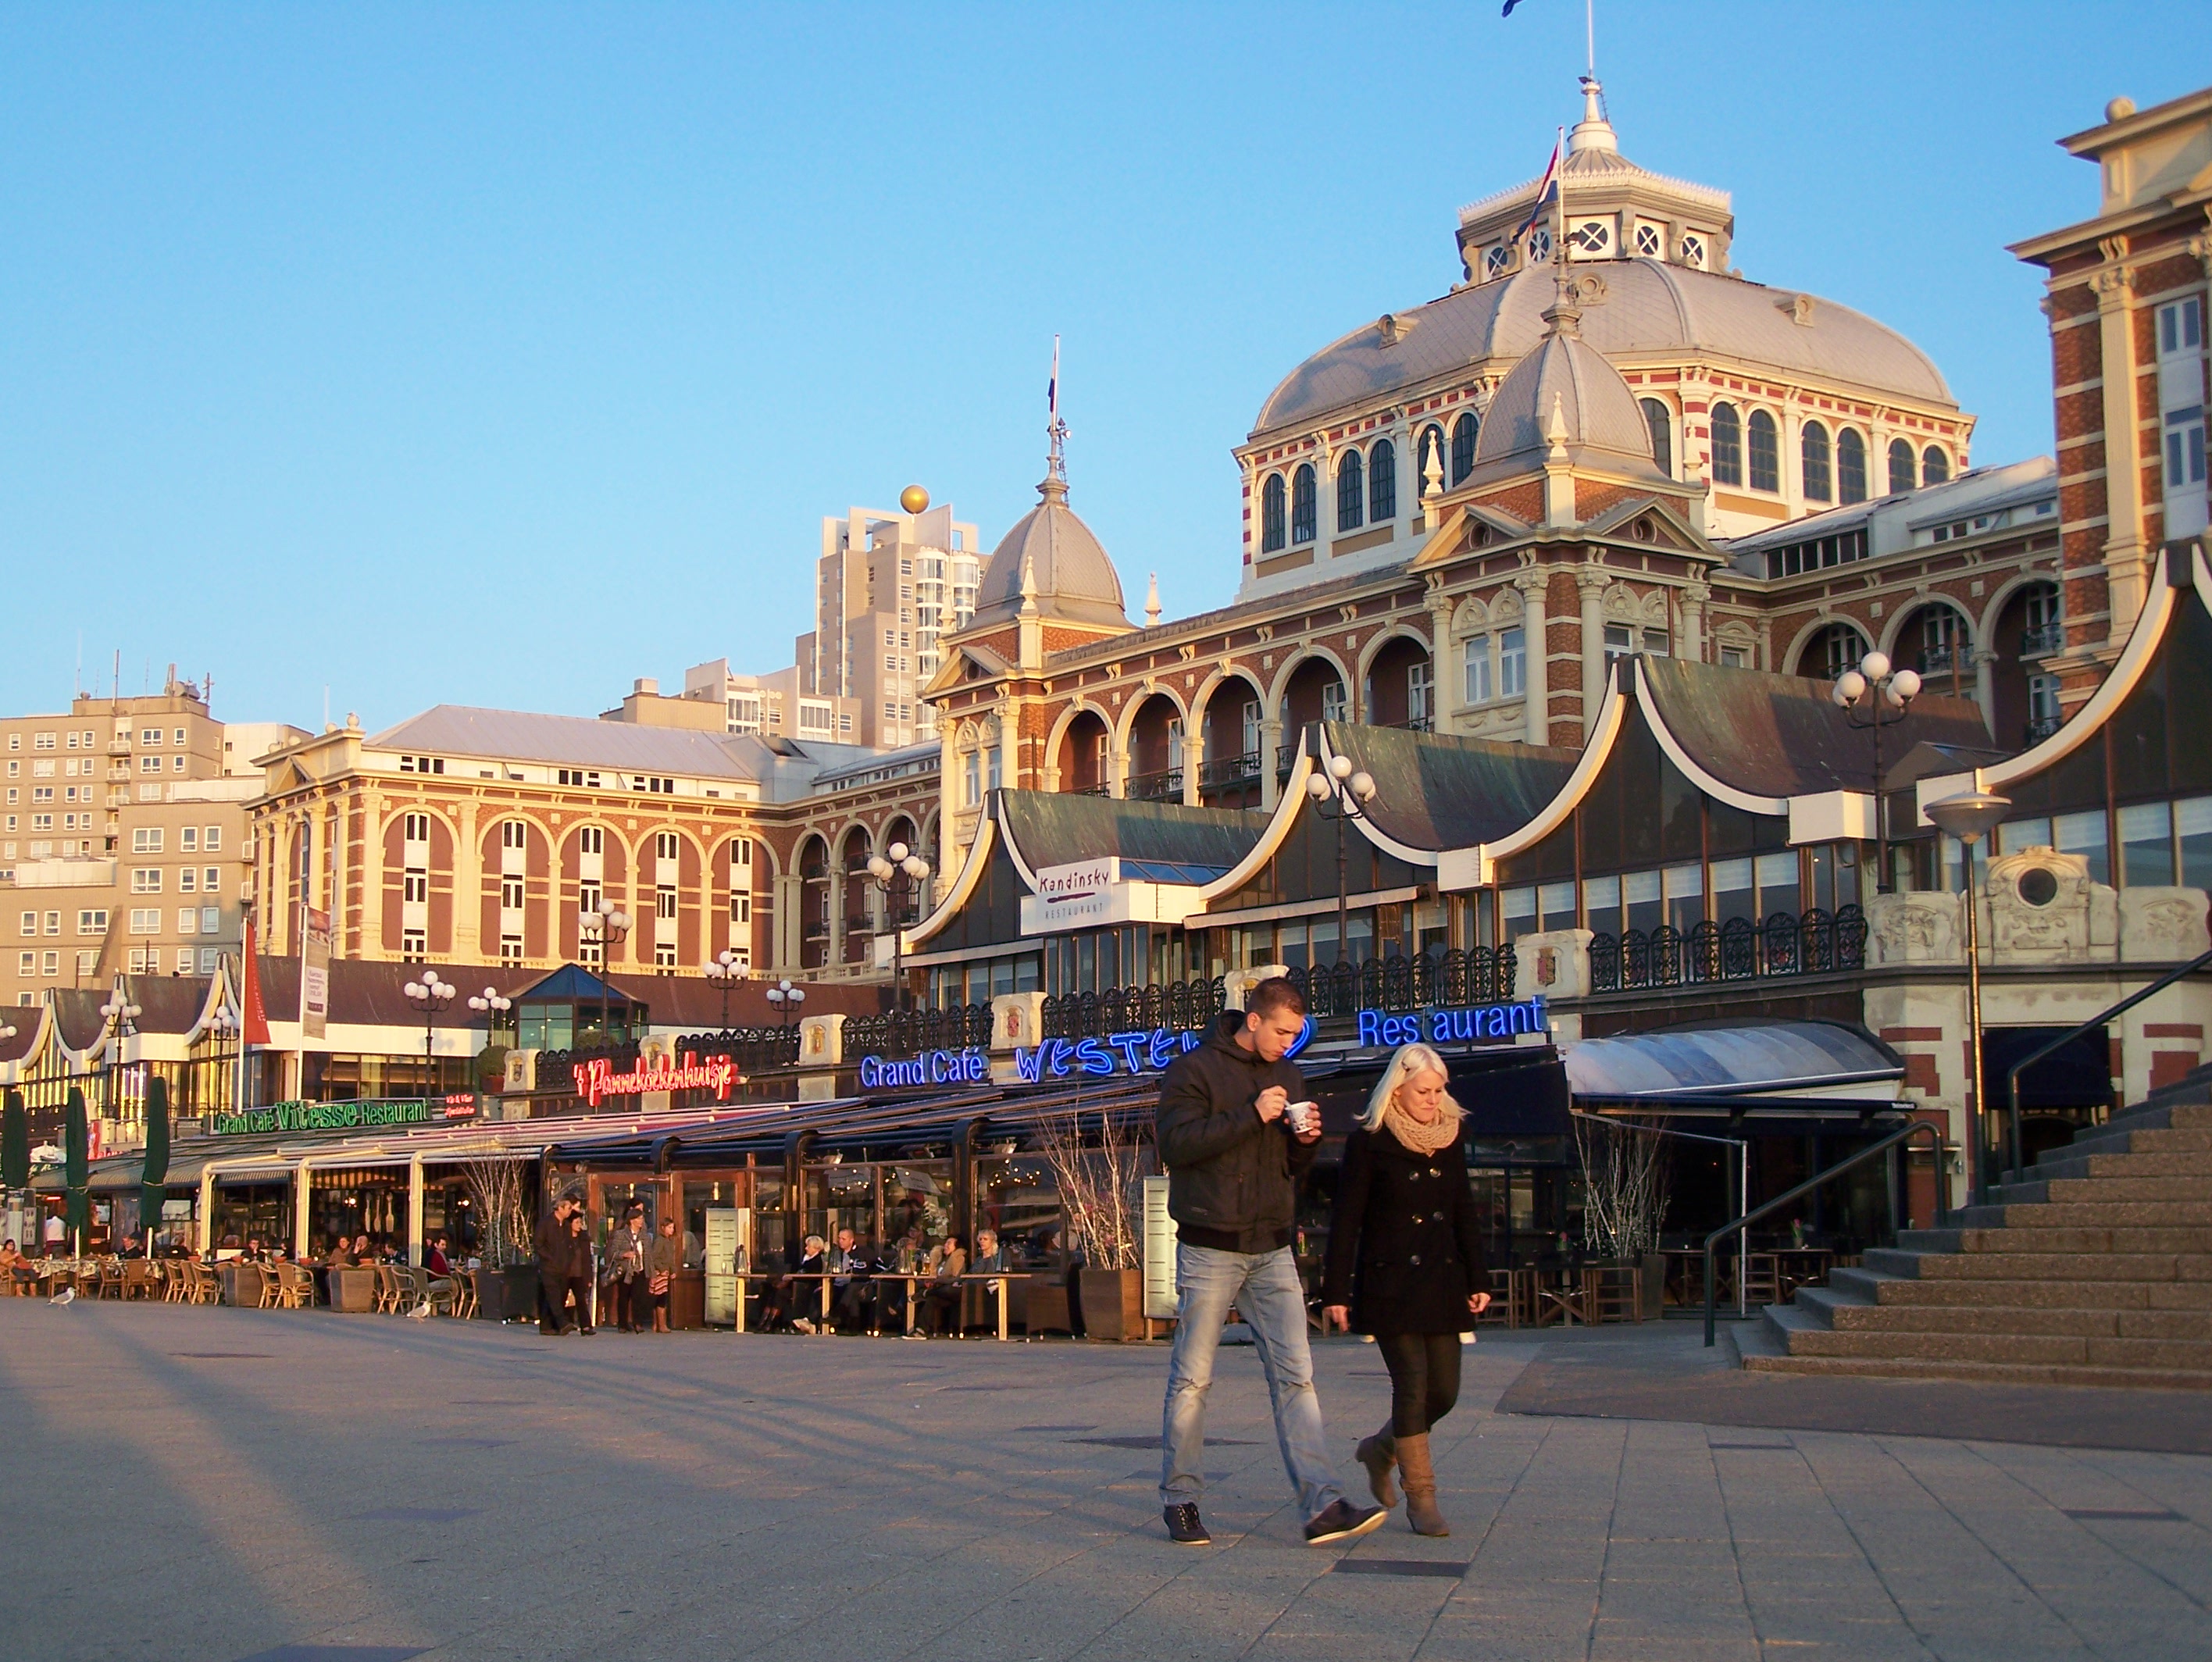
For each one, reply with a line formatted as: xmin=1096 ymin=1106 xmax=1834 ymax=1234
xmin=474 ymin=1264 xmax=540 ymax=1323
xmin=1078 ymin=1267 xmax=1146 ymax=1342
xmin=1639 ymin=1252 xmax=1667 ymax=1321
xmin=327 ymin=1267 xmax=378 ymax=1313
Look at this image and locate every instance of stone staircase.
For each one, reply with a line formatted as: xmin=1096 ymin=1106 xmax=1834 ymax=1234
xmin=1730 ymin=1064 xmax=2212 ymax=1389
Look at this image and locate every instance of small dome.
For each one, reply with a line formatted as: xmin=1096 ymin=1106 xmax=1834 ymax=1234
xmin=1469 ymin=291 xmax=1668 ymax=484
xmin=969 ymin=477 xmax=1129 ymax=630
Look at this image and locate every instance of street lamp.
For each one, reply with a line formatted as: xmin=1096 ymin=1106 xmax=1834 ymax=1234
xmin=703 ymin=948 xmax=744 ymax=1029
xmin=577 ymin=900 xmax=632 ymax=1050
xmin=765 ymin=977 xmax=806 ymax=1031
xmin=1832 ymin=649 xmax=1923 ymax=894
xmin=1925 ymin=787 xmax=2011 ymax=1207
xmin=466 ymin=986 xmax=512 ymax=1105
xmin=865 ymin=841 xmax=933 ymax=1012
xmin=1305 ymin=752 xmax=1379 ymax=971
xmin=207 ymin=1006 xmax=238 ymax=1118
xmin=402 ymin=968 xmax=455 ymax=1101
xmin=98 ymin=991 xmax=144 ymax=1136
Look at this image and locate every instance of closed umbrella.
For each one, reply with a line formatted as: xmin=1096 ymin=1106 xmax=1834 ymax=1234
xmin=140 ymin=1078 xmax=169 ymax=1251
xmin=63 ymin=1086 xmax=88 ymax=1253
xmin=2 ymin=1089 xmax=25 ymax=1192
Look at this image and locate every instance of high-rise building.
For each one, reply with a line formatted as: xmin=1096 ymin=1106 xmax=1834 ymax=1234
xmin=2009 ymin=85 xmax=2211 ymax=715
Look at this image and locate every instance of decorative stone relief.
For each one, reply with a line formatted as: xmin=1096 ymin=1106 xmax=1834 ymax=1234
xmin=1983 ymin=848 xmax=2117 ymax=965
xmin=1514 ymin=929 xmax=1593 ymax=1001
xmin=1865 ymin=890 xmax=1960 ymax=965
xmin=2118 ymin=887 xmax=2211 ymax=962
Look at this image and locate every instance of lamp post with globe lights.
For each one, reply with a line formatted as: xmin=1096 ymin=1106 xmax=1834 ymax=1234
xmin=1305 ymin=753 xmax=1379 ymax=972
xmin=402 ymin=969 xmax=455 ymax=1100
xmin=98 ymin=991 xmax=144 ymax=1137
xmin=466 ymin=986 xmax=512 ymax=1107
xmin=703 ymin=949 xmax=745 ymax=1029
xmin=765 ymin=978 xmax=805 ymax=1032
xmin=865 ymin=841 xmax=932 ymax=1011
xmin=578 ymin=900 xmax=632 ymax=1050
xmin=207 ymin=1006 xmax=239 ymax=1118
xmin=1925 ymin=788 xmax=2011 ymax=1207
xmin=1831 ymin=649 xmax=1923 ymax=895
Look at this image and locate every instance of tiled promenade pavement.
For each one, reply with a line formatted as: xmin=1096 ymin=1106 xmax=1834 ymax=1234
xmin=3 ymin=1302 xmax=2207 ymax=1662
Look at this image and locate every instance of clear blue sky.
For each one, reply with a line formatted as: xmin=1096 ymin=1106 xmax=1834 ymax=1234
xmin=2 ymin=3 xmax=2206 ymax=733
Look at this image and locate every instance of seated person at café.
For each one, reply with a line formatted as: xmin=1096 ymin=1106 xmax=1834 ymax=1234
xmin=972 ymin=1229 xmax=1007 ymax=1273
xmin=2 ymin=1239 xmax=35 ymax=1291
xmin=920 ymin=1232 xmax=969 ymax=1337
xmin=827 ymin=1228 xmax=872 ymax=1332
xmin=323 ymin=1235 xmax=354 ymax=1268
xmin=787 ymin=1235 xmax=830 ymax=1334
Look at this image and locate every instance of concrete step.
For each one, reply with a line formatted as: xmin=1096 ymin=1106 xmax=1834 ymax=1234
xmin=2060 ymin=1127 xmax=2212 ymax=1161
xmin=2039 ymin=1176 xmax=2212 ymax=1204
xmin=1958 ymin=1201 xmax=2212 ymax=1229
xmin=1736 ymin=1350 xmax=2212 ymax=1391
xmin=1836 ymin=1269 xmax=2212 ymax=1311
xmin=1761 ymin=1305 xmax=2212 ymax=1368
xmin=2029 ymin=1149 xmax=2212 ymax=1183
xmin=1885 ymin=1248 xmax=2212 ymax=1282
xmin=1903 ymin=1225 xmax=2212 ymax=1254
xmin=1794 ymin=1288 xmax=2212 ymax=1340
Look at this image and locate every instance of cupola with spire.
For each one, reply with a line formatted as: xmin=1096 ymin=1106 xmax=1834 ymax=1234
xmin=965 ymin=403 xmax=1130 ymax=635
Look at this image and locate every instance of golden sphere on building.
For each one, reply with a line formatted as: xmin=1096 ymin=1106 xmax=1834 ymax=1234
xmin=899 ymin=484 xmax=930 ymax=514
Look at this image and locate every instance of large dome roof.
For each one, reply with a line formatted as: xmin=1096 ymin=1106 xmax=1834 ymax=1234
xmin=1471 ymin=296 xmax=1667 ymax=484
xmin=969 ymin=477 xmax=1128 ymax=630
xmin=1252 ymin=258 xmax=1953 ymax=440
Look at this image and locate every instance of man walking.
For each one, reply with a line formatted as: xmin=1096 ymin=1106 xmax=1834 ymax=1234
xmin=536 ymin=1193 xmax=577 ymax=1336
xmin=1155 ymin=977 xmax=1384 ymax=1547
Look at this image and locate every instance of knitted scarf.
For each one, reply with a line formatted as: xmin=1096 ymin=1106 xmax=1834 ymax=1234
xmin=1382 ymin=1097 xmax=1462 ymax=1157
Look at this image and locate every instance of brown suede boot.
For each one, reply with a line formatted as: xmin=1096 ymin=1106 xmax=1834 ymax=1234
xmin=1354 ymin=1421 xmax=1398 ymax=1509
xmin=1396 ymin=1432 xmax=1448 ymax=1536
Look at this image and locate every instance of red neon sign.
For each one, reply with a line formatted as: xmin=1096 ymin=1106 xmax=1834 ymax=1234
xmin=573 ymin=1050 xmax=740 ymax=1109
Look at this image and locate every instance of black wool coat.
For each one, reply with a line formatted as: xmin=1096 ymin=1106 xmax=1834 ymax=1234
xmin=1321 ymin=1124 xmax=1490 ymax=1336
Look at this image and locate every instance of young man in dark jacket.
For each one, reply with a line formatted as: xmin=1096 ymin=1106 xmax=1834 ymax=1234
xmin=1154 ymin=977 xmax=1384 ymax=1547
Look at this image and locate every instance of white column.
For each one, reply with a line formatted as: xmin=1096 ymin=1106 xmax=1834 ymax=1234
xmin=2092 ymin=262 xmax=2145 ymax=644
xmin=1578 ymin=572 xmax=1608 ymax=741
xmin=1259 ymin=718 xmax=1284 ymax=811
xmin=1182 ymin=729 xmax=1204 ymax=807
xmin=1681 ymin=583 xmax=1708 ymax=664
xmin=1519 ymin=576 xmax=1550 ymax=746
xmin=294 ymin=1161 xmax=312 ymax=1259
xmin=407 ymin=1153 xmax=426 ymax=1268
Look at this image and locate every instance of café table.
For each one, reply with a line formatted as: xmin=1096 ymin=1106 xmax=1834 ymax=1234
xmin=1532 ymin=1265 xmax=1597 ymax=1327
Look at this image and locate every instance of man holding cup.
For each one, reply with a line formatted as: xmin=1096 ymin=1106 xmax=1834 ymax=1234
xmin=1154 ymin=976 xmax=1385 ymax=1548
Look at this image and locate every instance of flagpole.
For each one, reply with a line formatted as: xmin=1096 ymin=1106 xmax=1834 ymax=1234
xmin=1554 ymin=126 xmax=1567 ymax=272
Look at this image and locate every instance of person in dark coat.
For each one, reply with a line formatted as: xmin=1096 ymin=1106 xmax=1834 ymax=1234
xmin=1322 ymin=1041 xmax=1490 ymax=1537
xmin=535 ymin=1195 xmax=577 ymax=1336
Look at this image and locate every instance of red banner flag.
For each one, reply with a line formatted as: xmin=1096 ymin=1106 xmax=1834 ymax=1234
xmin=241 ymin=918 xmax=272 ymax=1046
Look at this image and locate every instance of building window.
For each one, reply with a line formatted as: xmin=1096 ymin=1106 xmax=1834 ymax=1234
xmin=1336 ymin=450 xmax=1364 ymax=533
xmin=1498 ymin=628 xmax=1526 ymax=699
xmin=1801 ymin=420 xmax=1832 ymax=502
xmin=500 ymin=933 xmax=524 ymax=965
xmin=1634 ymin=222 xmax=1662 ymax=257
xmin=178 ymin=868 xmax=197 ymax=893
xmin=1710 ymin=403 xmax=1742 ymax=487
xmin=131 ymin=868 xmax=161 ymax=893
xmin=130 ymin=908 xmax=159 ymax=935
xmin=1290 ymin=465 xmax=1317 ymax=544
xmin=1450 ymin=412 xmax=1478 ymax=484
xmin=1888 ymin=437 xmax=1916 ymax=494
xmin=1639 ymin=399 xmax=1671 ymax=477
xmin=730 ymin=893 xmax=751 ymax=926
xmin=403 ymin=811 xmax=430 ymax=843
xmin=1837 ymin=428 xmax=1868 ymax=505
xmin=655 ymin=831 xmax=679 ymax=862
xmin=1568 ymin=218 xmax=1610 ymax=255
xmin=401 ymin=929 xmax=426 ymax=961
xmin=656 ymin=885 xmax=676 ymax=921
xmin=1921 ymin=445 xmax=1950 ymax=485
xmin=1525 ymin=226 xmax=1552 ymax=264
xmin=1407 ymin=660 xmax=1432 ymax=726
xmin=2166 ymin=405 xmax=2207 ymax=493
xmin=964 ymin=750 xmax=981 ymax=806
xmin=502 ymin=819 xmax=526 ymax=852
xmin=557 ymin=769 xmax=604 ymax=788
xmin=1463 ymin=636 xmax=1492 ymax=705
xmin=501 ymin=876 xmax=524 ymax=909
xmin=579 ymin=826 xmax=603 ymax=856
xmin=140 ymin=756 xmax=162 ymax=774
xmin=1810 ymin=621 xmax=1868 ymax=679
xmin=1260 ymin=474 xmax=1286 ymax=552
xmin=403 ymin=872 xmax=428 ymax=904
xmin=131 ymin=827 xmax=163 ymax=853
xmin=1368 ymin=439 xmax=1396 ymax=522
xmin=179 ymin=826 xmax=198 ymax=851
xmin=203 ymin=826 xmax=221 ymax=851
xmin=203 ymin=867 xmax=219 ymax=893
xmin=398 ymin=754 xmax=444 ymax=774
xmin=1418 ymin=425 xmax=1444 ymax=495
xmin=41 ymin=951 xmax=58 ymax=977
xmin=1719 ymin=645 xmax=1749 ymax=669
xmin=177 ymin=908 xmax=199 ymax=935
xmin=77 ymin=910 xmax=105 ymax=933
xmin=1747 ymin=410 xmax=1781 ymax=492
xmin=1484 ymin=244 xmax=1511 ymax=280
xmin=1678 ymin=233 xmax=1705 ymax=269
xmin=654 ymin=941 xmax=677 ymax=970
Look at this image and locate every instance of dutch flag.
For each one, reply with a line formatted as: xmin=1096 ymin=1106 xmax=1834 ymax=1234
xmin=1512 ymin=134 xmax=1562 ymax=244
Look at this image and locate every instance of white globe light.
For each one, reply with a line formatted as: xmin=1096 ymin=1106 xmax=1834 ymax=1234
xmin=904 ymin=856 xmax=930 ymax=879
xmin=1350 ymin=770 xmax=1376 ymax=801
xmin=1328 ymin=754 xmax=1354 ymax=780
xmin=404 ymin=983 xmax=423 ymax=1000
xmin=1889 ymin=668 xmax=1922 ymax=701
xmin=1304 ymin=773 xmax=1329 ymax=800
xmin=1860 ymin=651 xmax=1891 ymax=681
xmin=888 ymin=842 xmax=908 ymax=862
xmin=867 ymin=857 xmax=891 ymax=880
xmin=611 ymin=910 xmax=630 ymax=930
xmin=1836 ymin=670 xmax=1868 ymax=704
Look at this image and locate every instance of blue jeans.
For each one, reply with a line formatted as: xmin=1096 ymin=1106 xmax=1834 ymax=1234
xmin=1161 ymin=1242 xmax=1343 ymax=1520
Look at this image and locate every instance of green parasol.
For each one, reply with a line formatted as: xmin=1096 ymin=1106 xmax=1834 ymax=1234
xmin=139 ymin=1077 xmax=169 ymax=1248
xmin=1 ymin=1088 xmax=26 ymax=1193
xmin=63 ymin=1086 xmax=88 ymax=1247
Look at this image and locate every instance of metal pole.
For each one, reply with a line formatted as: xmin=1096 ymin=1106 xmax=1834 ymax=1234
xmin=1335 ymin=799 xmax=1348 ymax=969
xmin=1964 ymin=875 xmax=1985 ymax=1208
xmin=1871 ymin=708 xmax=1887 ymax=894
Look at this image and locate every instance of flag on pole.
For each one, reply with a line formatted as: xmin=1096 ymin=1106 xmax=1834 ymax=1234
xmin=1500 ymin=0 xmax=1530 ymax=14
xmin=1048 ymin=335 xmax=1059 ymax=420
xmin=1511 ymin=134 xmax=1563 ymax=243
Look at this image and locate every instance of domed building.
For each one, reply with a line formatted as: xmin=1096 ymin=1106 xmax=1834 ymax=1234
xmin=1240 ymin=78 xmax=1974 ymax=597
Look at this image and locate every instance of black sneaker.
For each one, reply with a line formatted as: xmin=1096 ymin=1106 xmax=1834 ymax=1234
xmin=1162 ymin=1503 xmax=1211 ymax=1546
xmin=1304 ymin=1499 xmax=1387 ymax=1545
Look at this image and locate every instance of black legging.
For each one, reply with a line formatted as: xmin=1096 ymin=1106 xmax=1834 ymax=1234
xmin=1376 ymin=1332 xmax=1462 ymax=1438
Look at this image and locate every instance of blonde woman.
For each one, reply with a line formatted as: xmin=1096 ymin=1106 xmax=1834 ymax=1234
xmin=1321 ymin=1043 xmax=1490 ymax=1536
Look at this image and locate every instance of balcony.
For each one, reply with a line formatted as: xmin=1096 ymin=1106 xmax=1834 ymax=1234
xmin=1392 ymin=715 xmax=1434 ymax=733
xmin=1125 ymin=767 xmax=1184 ymax=803
xmin=2020 ymin=621 xmax=2064 ymax=659
xmin=1916 ymin=645 xmax=1957 ymax=676
xmin=2025 ymin=713 xmax=2062 ymax=745
xmin=1199 ymin=752 xmax=1261 ymax=789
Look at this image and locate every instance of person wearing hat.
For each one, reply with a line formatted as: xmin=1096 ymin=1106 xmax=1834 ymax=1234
xmin=604 ymin=1203 xmax=652 ymax=1334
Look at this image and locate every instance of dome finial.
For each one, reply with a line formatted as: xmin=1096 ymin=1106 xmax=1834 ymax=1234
xmin=1568 ymin=74 xmax=1618 ymax=157
xmin=1019 ymin=553 xmax=1040 ymax=619
xmin=1144 ymin=573 xmax=1161 ymax=628
xmin=1044 ymin=333 xmax=1069 ymax=496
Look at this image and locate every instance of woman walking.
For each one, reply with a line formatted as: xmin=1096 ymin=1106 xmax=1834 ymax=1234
xmin=1321 ymin=1043 xmax=1490 ymax=1536
xmin=646 ymin=1216 xmax=681 ymax=1333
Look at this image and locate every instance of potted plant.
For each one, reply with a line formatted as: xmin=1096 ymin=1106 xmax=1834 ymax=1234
xmin=1036 ymin=1107 xmax=1147 ymax=1341
xmin=462 ymin=1156 xmax=541 ymax=1321
xmin=1572 ymin=1114 xmax=1671 ymax=1321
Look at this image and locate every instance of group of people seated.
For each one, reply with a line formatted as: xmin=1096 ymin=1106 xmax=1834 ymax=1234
xmin=756 ymin=1225 xmax=1011 ymax=1338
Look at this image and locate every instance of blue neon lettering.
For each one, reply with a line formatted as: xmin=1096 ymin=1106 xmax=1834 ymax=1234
xmin=1108 ymin=1031 xmax=1147 ymax=1072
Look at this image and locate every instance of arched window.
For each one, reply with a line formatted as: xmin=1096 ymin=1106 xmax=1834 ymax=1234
xmin=1710 ymin=402 xmax=1743 ymax=487
xmin=1804 ymin=620 xmax=1870 ymax=681
xmin=1888 ymin=438 xmax=1916 ymax=494
xmin=1639 ymin=398 xmax=1672 ymax=478
xmin=1801 ymin=420 xmax=1832 ymax=502
xmin=1291 ymin=464 xmax=1317 ymax=544
xmin=1837 ymin=429 xmax=1868 ymax=505
xmin=1921 ymin=444 xmax=1950 ymax=485
xmin=1450 ymin=412 xmax=1479 ymax=484
xmin=1261 ymin=473 xmax=1286 ymax=552
xmin=1747 ymin=410 xmax=1780 ymax=493
xmin=1369 ymin=438 xmax=1397 ymax=522
xmin=1418 ymin=425 xmax=1445 ymax=494
xmin=1336 ymin=450 xmax=1365 ymax=533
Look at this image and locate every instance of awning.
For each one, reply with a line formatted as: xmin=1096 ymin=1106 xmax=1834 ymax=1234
xmin=1564 ymin=1020 xmax=1903 ymax=1101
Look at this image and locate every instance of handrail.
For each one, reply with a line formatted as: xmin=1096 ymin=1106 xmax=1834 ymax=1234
xmin=1998 ymin=945 xmax=2212 ymax=1194
xmin=1703 ymin=1118 xmax=1943 ymax=1347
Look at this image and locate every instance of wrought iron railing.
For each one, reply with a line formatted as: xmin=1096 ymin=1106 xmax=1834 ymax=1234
xmin=1200 ymin=752 xmax=1262 ymax=789
xmin=1916 ymin=645 xmax=1956 ymax=676
xmin=2024 ymin=713 xmax=2062 ymax=744
xmin=2019 ymin=621 xmax=2063 ymax=659
xmin=1042 ymin=977 xmax=1226 ymax=1040
xmin=1587 ymin=905 xmax=1866 ymax=993
xmin=841 ymin=1003 xmax=993 ymax=1059
xmin=1126 ymin=767 xmax=1184 ymax=802
xmin=1284 ymin=948 xmax=1511 ymax=1017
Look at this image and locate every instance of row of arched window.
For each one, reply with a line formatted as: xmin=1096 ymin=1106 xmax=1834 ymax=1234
xmin=1259 ymin=412 xmax=1484 ymax=555
xmin=1710 ymin=402 xmax=1949 ymax=502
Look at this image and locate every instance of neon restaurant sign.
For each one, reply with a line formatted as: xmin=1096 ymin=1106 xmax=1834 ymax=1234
xmin=573 ymin=1050 xmax=739 ymax=1108
xmin=212 ymin=1099 xmax=440 ymax=1136
xmin=858 ymin=1048 xmax=992 ymax=1090
xmin=1357 ymin=997 xmax=1549 ymax=1048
